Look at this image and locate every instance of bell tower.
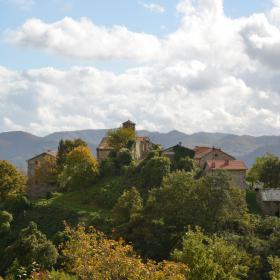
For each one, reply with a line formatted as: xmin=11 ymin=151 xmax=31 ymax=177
xmin=122 ymin=120 xmax=136 ymax=131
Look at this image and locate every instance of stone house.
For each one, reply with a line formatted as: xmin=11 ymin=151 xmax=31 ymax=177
xmin=161 ymin=143 xmax=195 ymax=162
xmin=27 ymin=151 xmax=57 ymax=199
xmin=256 ymin=189 xmax=280 ymax=216
xmin=194 ymin=146 xmax=236 ymax=168
xmin=96 ymin=120 xmax=155 ymax=162
xmin=203 ymin=159 xmax=248 ymax=189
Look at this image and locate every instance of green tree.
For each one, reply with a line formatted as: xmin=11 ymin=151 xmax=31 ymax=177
xmin=140 ymin=156 xmax=171 ymax=189
xmin=247 ymin=154 xmax=280 ymax=188
xmin=59 ymin=146 xmax=99 ymax=191
xmin=10 ymin=222 xmax=58 ymax=270
xmin=173 ymin=156 xmax=195 ymax=172
xmin=172 ymin=227 xmax=249 ymax=280
xmin=107 ymin=127 xmax=136 ymax=151
xmin=0 ymin=160 xmax=26 ymax=203
xmin=268 ymin=256 xmax=280 ymax=280
xmin=132 ymin=171 xmax=248 ymax=260
xmin=57 ymin=138 xmax=88 ymax=171
xmin=112 ymin=187 xmax=143 ymax=239
xmin=0 ymin=211 xmax=13 ymax=233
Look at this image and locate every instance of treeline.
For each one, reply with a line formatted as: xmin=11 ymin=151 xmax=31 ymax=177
xmin=0 ymin=127 xmax=280 ymax=279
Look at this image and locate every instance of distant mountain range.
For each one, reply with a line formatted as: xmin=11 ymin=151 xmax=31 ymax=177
xmin=1 ymin=129 xmax=280 ymax=171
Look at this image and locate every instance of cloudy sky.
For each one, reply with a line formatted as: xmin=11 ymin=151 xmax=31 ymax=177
xmin=1 ymin=0 xmax=280 ymax=136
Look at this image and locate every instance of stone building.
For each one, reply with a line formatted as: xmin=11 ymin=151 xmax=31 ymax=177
xmin=96 ymin=120 xmax=155 ymax=162
xmin=256 ymin=189 xmax=280 ymax=216
xmin=161 ymin=143 xmax=195 ymax=162
xmin=27 ymin=151 xmax=57 ymax=199
xmin=203 ymin=159 xmax=248 ymax=189
xmin=194 ymin=146 xmax=236 ymax=167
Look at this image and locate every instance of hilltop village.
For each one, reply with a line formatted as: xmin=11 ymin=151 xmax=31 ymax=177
xmin=2 ymin=120 xmax=280 ymax=279
xmin=26 ymin=120 xmax=280 ymax=217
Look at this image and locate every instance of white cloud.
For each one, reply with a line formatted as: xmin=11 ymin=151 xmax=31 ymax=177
xmin=2 ymin=0 xmax=280 ymax=136
xmin=6 ymin=17 xmax=161 ymax=62
xmin=138 ymin=1 xmax=165 ymax=13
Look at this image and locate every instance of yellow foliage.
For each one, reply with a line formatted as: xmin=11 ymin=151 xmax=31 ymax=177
xmin=62 ymin=225 xmax=188 ymax=280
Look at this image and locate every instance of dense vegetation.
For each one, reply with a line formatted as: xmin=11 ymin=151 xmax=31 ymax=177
xmin=1 ymin=130 xmax=280 ymax=279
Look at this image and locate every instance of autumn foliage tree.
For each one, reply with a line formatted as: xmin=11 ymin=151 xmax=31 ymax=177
xmin=59 ymin=146 xmax=99 ymax=191
xmin=57 ymin=138 xmax=88 ymax=171
xmin=62 ymin=224 xmax=188 ymax=280
xmin=0 ymin=160 xmax=26 ymax=203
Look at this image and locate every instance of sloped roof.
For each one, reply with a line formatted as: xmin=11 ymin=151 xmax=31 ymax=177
xmin=194 ymin=146 xmax=235 ymax=160
xmin=260 ymin=189 xmax=280 ymax=202
xmin=206 ymin=160 xmax=247 ymax=171
xmin=123 ymin=120 xmax=135 ymax=125
xmin=194 ymin=146 xmax=213 ymax=159
xmin=28 ymin=150 xmax=57 ymax=161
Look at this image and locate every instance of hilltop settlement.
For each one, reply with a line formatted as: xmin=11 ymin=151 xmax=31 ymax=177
xmin=27 ymin=120 xmax=279 ymax=216
xmin=2 ymin=120 xmax=280 ymax=279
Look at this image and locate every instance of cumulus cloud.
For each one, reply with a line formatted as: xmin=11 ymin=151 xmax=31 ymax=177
xmin=138 ymin=1 xmax=165 ymax=13
xmin=2 ymin=0 xmax=280 ymax=136
xmin=6 ymin=17 xmax=161 ymax=62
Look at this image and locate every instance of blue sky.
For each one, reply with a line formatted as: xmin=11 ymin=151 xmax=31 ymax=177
xmin=0 ymin=0 xmax=272 ymax=70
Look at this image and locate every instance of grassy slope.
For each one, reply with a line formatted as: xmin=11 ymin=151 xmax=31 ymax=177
xmin=13 ymin=177 xmax=127 ymax=239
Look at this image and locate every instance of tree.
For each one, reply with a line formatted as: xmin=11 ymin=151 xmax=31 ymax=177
xmin=57 ymin=138 xmax=88 ymax=171
xmin=112 ymin=187 xmax=143 ymax=239
xmin=62 ymin=224 xmax=188 ymax=280
xmin=173 ymin=156 xmax=195 ymax=172
xmin=0 ymin=211 xmax=13 ymax=233
xmin=0 ymin=160 xmax=26 ymax=202
xmin=132 ymin=171 xmax=248 ymax=260
xmin=10 ymin=222 xmax=58 ymax=270
xmin=59 ymin=146 xmax=99 ymax=191
xmin=195 ymin=171 xmax=248 ymax=232
xmin=107 ymin=127 xmax=136 ymax=151
xmin=140 ymin=156 xmax=171 ymax=189
xmin=247 ymin=154 xmax=280 ymax=188
xmin=172 ymin=227 xmax=249 ymax=280
xmin=268 ymin=256 xmax=280 ymax=280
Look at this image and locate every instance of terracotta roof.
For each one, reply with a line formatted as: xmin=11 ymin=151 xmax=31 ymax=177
xmin=206 ymin=160 xmax=247 ymax=171
xmin=194 ymin=146 xmax=213 ymax=159
xmin=28 ymin=150 xmax=57 ymax=161
xmin=260 ymin=189 xmax=280 ymax=202
xmin=194 ymin=146 xmax=235 ymax=160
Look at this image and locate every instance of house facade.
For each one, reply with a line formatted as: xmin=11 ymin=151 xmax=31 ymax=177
xmin=256 ymin=189 xmax=280 ymax=216
xmin=96 ymin=120 xmax=155 ymax=162
xmin=203 ymin=159 xmax=248 ymax=189
xmin=194 ymin=146 xmax=236 ymax=167
xmin=27 ymin=151 xmax=57 ymax=199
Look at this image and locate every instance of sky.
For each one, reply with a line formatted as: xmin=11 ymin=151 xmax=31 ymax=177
xmin=1 ymin=0 xmax=280 ymax=136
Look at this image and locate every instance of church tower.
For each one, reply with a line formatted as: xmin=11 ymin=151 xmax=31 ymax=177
xmin=122 ymin=120 xmax=136 ymax=131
